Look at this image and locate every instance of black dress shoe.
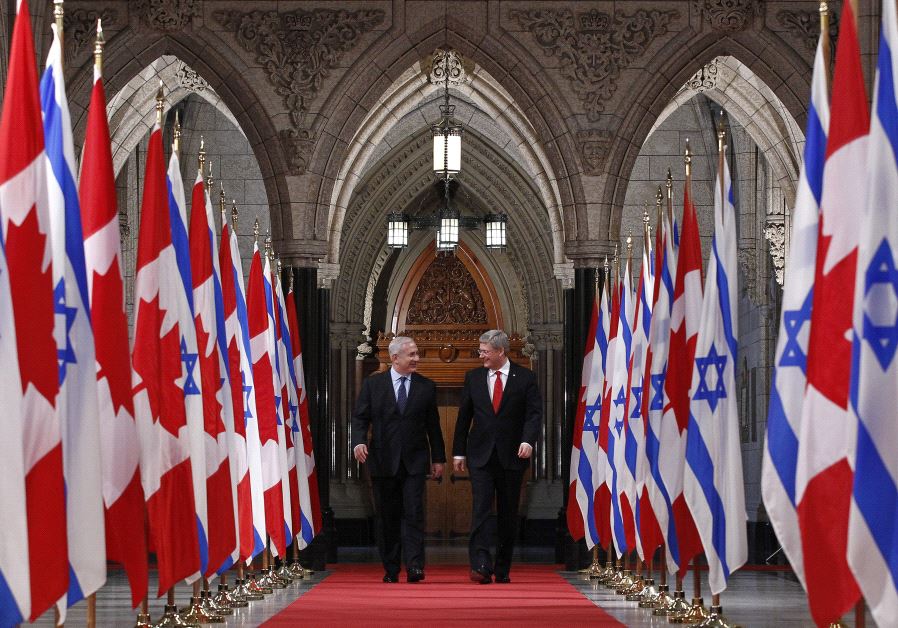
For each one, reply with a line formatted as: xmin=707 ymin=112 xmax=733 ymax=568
xmin=383 ymin=574 xmax=398 ymax=583
xmin=470 ymin=566 xmax=492 ymax=584
xmin=495 ymin=574 xmax=511 ymax=583
xmin=407 ymin=568 xmax=425 ymax=583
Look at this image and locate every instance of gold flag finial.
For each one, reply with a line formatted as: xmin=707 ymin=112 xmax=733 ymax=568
xmin=684 ymin=138 xmax=692 ymax=177
xmin=626 ymin=229 xmax=633 ymax=253
xmin=717 ymin=111 xmax=726 ymax=154
xmin=205 ymin=159 xmax=214 ymax=191
xmin=231 ymin=201 xmax=239 ymax=233
xmin=54 ymin=1 xmax=64 ymax=68
xmin=288 ymin=267 xmax=294 ymax=292
xmin=198 ymin=137 xmax=205 ymax=171
xmin=643 ymin=200 xmax=650 ymax=227
xmin=265 ymin=231 xmax=273 ymax=260
xmin=603 ymin=255 xmax=609 ymax=275
xmin=155 ymin=80 xmax=164 ymax=125
xmin=172 ymin=111 xmax=181 ymax=155
xmin=219 ymin=182 xmax=226 ymax=216
xmin=277 ymin=258 xmax=283 ymax=277
xmin=253 ymin=218 xmax=260 ymax=242
xmin=94 ymin=19 xmax=105 ymax=71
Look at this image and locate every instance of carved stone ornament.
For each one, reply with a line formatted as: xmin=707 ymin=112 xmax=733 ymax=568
xmin=693 ymin=0 xmax=762 ymax=32
xmin=176 ymin=61 xmax=208 ymax=93
xmin=576 ymin=129 xmax=613 ymax=175
xmin=279 ymin=128 xmax=315 ymax=176
xmin=134 ymin=0 xmax=199 ymax=32
xmin=407 ymin=255 xmax=487 ymax=325
xmin=764 ymin=221 xmax=786 ymax=286
xmin=429 ymin=49 xmax=466 ymax=87
xmin=214 ymin=8 xmax=385 ymax=129
xmin=686 ymin=58 xmax=719 ymax=92
xmin=510 ymin=8 xmax=678 ymax=121
xmin=63 ymin=8 xmax=119 ymax=56
xmin=777 ymin=7 xmax=840 ymax=54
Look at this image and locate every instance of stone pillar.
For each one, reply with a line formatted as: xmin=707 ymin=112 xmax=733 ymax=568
xmin=292 ymin=266 xmax=333 ymax=568
xmin=562 ymin=267 xmax=600 ymax=569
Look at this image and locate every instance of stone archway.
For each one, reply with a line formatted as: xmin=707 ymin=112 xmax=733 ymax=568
xmin=322 ymin=50 xmax=572 ymax=283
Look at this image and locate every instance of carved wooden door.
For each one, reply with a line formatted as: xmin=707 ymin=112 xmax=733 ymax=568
xmin=425 ymin=389 xmax=472 ymax=540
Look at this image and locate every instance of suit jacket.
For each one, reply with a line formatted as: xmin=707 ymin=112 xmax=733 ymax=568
xmin=452 ymin=361 xmax=542 ymax=470
xmin=350 ymin=370 xmax=446 ymax=478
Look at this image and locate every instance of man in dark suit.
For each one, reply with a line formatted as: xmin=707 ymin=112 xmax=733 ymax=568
xmin=452 ymin=329 xmax=542 ymax=584
xmin=351 ymin=336 xmax=445 ymax=583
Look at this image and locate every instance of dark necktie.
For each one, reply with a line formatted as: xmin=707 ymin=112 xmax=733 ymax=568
xmin=397 ymin=376 xmax=408 ymax=414
xmin=492 ymin=371 xmax=503 ymax=413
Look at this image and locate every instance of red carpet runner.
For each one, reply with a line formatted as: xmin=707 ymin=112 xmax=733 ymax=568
xmin=263 ymin=564 xmax=624 ymax=626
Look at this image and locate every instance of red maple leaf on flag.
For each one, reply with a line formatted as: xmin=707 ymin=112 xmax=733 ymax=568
xmin=6 ymin=209 xmax=57 ymax=401
xmin=195 ymin=320 xmax=225 ymax=438
xmin=92 ymin=262 xmax=135 ymax=415
xmin=132 ymin=297 xmax=187 ymax=438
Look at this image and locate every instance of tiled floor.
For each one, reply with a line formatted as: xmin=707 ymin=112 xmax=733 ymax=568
xmin=564 ymin=568 xmax=874 ymax=627
xmin=28 ymin=550 xmax=873 ymax=627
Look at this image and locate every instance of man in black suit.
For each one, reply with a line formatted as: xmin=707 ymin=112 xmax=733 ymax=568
xmin=452 ymin=329 xmax=542 ymax=584
xmin=351 ymin=336 xmax=445 ymax=583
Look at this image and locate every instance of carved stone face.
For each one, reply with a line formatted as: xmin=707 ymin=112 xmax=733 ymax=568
xmin=580 ymin=140 xmax=607 ymax=174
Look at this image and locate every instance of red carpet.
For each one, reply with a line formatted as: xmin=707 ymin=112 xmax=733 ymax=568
xmin=263 ymin=564 xmax=624 ymax=626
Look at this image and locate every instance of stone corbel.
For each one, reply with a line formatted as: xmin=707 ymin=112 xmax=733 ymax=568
xmin=317 ymin=262 xmax=341 ymax=289
xmin=764 ymin=220 xmax=786 ymax=286
xmin=553 ymin=261 xmax=575 ymax=290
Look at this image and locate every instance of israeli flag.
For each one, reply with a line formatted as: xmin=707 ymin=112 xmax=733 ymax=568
xmin=847 ymin=1 xmax=898 ymax=623
xmin=684 ymin=141 xmax=747 ymax=594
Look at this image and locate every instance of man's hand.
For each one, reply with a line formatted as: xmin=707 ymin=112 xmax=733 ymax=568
xmin=453 ymin=457 xmax=466 ymax=473
xmin=353 ymin=444 xmax=368 ymax=463
xmin=431 ymin=463 xmax=444 ymax=480
xmin=517 ymin=443 xmax=533 ymax=459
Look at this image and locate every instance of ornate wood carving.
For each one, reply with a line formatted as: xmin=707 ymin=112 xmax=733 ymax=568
xmin=693 ymin=0 xmax=762 ymax=32
xmin=407 ymin=254 xmax=488 ymax=325
xmin=777 ymin=6 xmax=840 ymax=54
xmin=509 ymin=7 xmax=678 ymax=121
xmin=134 ymin=0 xmax=199 ymax=32
xmin=63 ymin=8 xmax=119 ymax=57
xmin=214 ymin=7 xmax=385 ymax=175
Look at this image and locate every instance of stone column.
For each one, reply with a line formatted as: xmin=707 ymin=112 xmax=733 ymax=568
xmin=562 ymin=266 xmax=600 ymax=569
xmin=292 ymin=266 xmax=333 ymax=567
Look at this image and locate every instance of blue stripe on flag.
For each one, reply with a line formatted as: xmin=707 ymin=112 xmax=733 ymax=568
xmin=168 ymin=180 xmax=195 ymax=314
xmin=646 ymin=422 xmax=679 ymax=564
xmin=714 ymin=236 xmax=738 ymax=361
xmin=196 ymin=515 xmax=209 ymax=575
xmin=805 ymin=105 xmax=827 ymax=206
xmin=686 ymin=411 xmax=731 ymax=579
xmin=300 ymin=513 xmax=314 ymax=545
xmin=607 ymin=433 xmax=627 ymax=552
xmin=877 ymin=36 xmax=898 ymax=164
xmin=853 ymin=420 xmax=898 ymax=589
xmin=577 ymin=445 xmax=600 ymax=544
xmin=66 ymin=564 xmax=84 ymax=607
xmin=766 ymin=382 xmax=799 ymax=505
xmin=0 ymin=570 xmax=23 ymax=627
xmin=40 ymin=67 xmax=91 ymax=320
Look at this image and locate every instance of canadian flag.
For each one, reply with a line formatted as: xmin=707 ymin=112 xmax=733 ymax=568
xmin=79 ymin=20 xmax=147 ymax=608
xmin=247 ymin=236 xmax=287 ymax=557
xmin=0 ymin=0 xmax=66 ymax=620
xmin=286 ymin=278 xmax=322 ymax=546
xmin=131 ymin=101 xmax=200 ymax=595
xmin=219 ymin=211 xmax=266 ymax=562
xmin=188 ymin=166 xmax=238 ymax=577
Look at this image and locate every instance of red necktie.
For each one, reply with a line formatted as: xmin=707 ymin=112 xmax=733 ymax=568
xmin=492 ymin=371 xmax=503 ymax=413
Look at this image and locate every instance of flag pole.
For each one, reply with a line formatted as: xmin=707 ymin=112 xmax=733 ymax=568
xmin=54 ymin=9 xmax=66 ymax=628
xmin=820 ymin=1 xmax=831 ymax=93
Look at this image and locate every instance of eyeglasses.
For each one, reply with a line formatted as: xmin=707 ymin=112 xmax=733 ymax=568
xmin=478 ymin=348 xmax=495 ymax=355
